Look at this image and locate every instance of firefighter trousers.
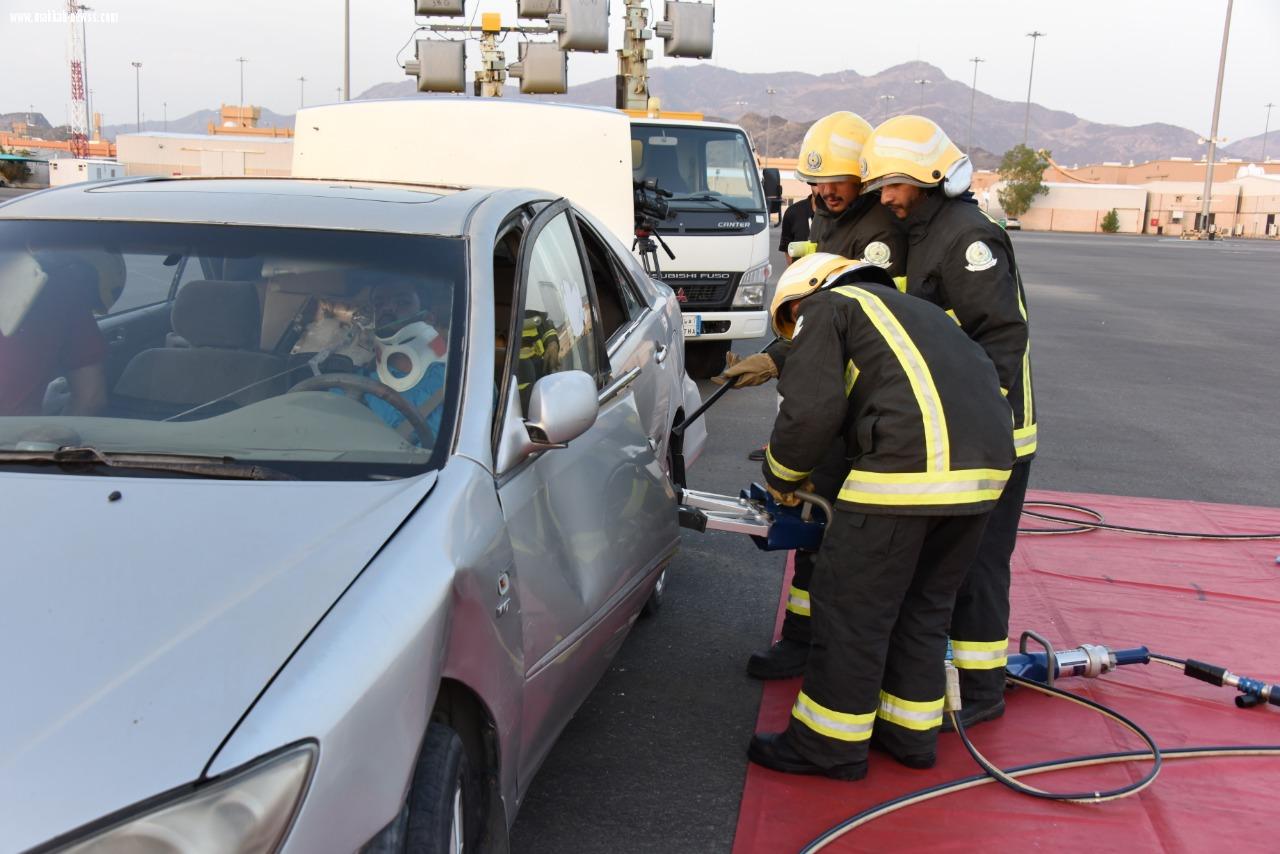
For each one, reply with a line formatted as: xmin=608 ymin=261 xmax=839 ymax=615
xmin=785 ymin=509 xmax=990 ymax=767
xmin=949 ymin=460 xmax=1032 ymax=704
xmin=780 ymin=441 xmax=849 ymax=645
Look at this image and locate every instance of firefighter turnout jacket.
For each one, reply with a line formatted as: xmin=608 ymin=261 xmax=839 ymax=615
xmin=766 ymin=195 xmax=907 ymax=371
xmin=762 ymin=280 xmax=1015 ymax=515
xmin=809 ymin=193 xmax=907 ymax=280
xmin=901 ymin=192 xmax=1037 ymax=460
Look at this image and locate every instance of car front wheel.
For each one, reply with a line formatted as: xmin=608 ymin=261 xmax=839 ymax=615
xmin=406 ymin=723 xmax=481 ymax=853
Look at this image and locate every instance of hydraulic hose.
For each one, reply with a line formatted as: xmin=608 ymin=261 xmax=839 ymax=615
xmin=798 ymin=745 xmax=1280 ymax=853
xmin=952 ymin=673 xmax=1161 ymax=803
xmin=1018 ymin=500 xmax=1280 ymax=540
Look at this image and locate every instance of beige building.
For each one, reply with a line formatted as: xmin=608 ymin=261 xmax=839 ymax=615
xmin=116 ymin=132 xmax=293 ymax=178
xmin=1045 ymin=157 xmax=1280 ymax=185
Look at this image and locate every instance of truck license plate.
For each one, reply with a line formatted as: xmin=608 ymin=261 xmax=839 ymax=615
xmin=682 ymin=315 xmax=702 ymax=337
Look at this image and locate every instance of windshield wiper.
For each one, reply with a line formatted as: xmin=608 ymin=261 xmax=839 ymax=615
xmin=673 ymin=193 xmax=751 ymax=219
xmin=0 ymin=446 xmax=296 ymax=481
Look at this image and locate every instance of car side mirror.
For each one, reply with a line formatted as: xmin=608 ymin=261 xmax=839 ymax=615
xmin=525 ymin=371 xmax=599 ymax=446
xmin=495 ymin=370 xmax=599 ymax=474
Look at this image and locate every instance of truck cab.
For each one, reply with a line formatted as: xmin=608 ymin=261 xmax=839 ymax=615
xmin=630 ymin=118 xmax=771 ymax=377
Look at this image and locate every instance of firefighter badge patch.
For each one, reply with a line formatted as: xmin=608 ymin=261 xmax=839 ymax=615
xmin=863 ymin=241 xmax=892 ymax=268
xmin=806 ymin=150 xmax=823 ymax=171
xmin=964 ymin=240 xmax=997 ymax=272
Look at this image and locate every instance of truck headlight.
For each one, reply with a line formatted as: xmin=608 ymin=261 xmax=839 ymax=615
xmin=60 ymin=744 xmax=315 ymax=854
xmin=733 ymin=261 xmax=771 ymax=307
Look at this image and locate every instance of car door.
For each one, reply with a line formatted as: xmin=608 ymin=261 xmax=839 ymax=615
xmin=494 ymin=201 xmax=679 ymax=787
xmin=572 ymin=210 xmax=676 ymax=461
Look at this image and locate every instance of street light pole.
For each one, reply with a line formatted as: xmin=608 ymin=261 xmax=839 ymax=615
xmin=77 ymin=4 xmax=92 ymax=131
xmin=765 ymin=87 xmax=776 ymax=162
xmin=237 ymin=56 xmax=248 ymax=107
xmin=1023 ymin=31 xmax=1045 ymax=146
xmin=878 ymin=93 xmax=896 ymax=122
xmin=299 ymin=76 xmax=307 ymax=109
xmin=967 ymin=56 xmax=984 ymax=153
xmin=914 ymin=77 xmax=931 ymax=111
xmin=343 ymin=0 xmax=350 ymax=101
xmin=131 ymin=61 xmax=142 ymax=133
xmin=1198 ymin=0 xmax=1233 ymax=235
xmin=1263 ymin=102 xmax=1275 ymax=163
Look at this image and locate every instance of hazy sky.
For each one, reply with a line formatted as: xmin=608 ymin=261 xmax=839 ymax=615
xmin=3 ymin=0 xmax=1277 ymax=143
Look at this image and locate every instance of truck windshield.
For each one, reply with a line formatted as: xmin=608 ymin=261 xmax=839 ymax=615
xmin=0 ymin=220 xmax=466 ymax=480
xmin=631 ymin=124 xmax=766 ymax=212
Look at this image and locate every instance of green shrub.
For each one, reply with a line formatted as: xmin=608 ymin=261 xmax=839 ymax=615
xmin=1100 ymin=208 xmax=1120 ymax=233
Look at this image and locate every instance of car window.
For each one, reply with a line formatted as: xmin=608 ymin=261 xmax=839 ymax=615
xmin=104 ymin=252 xmax=178 ymax=315
xmin=517 ymin=211 xmax=600 ymax=401
xmin=575 ymin=214 xmax=643 ymax=341
xmin=0 ymin=220 xmax=467 ymax=479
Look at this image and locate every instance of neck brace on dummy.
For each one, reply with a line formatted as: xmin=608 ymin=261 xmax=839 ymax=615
xmin=376 ymin=321 xmax=447 ymax=392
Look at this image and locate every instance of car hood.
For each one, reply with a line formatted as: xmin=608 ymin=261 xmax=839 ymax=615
xmin=0 ymin=470 xmax=435 ymax=852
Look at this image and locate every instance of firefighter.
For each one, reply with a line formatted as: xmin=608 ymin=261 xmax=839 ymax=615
xmin=748 ymin=255 xmax=1014 ymax=779
xmin=724 ymin=111 xmax=907 ymax=679
xmin=859 ymin=115 xmax=1037 ymax=729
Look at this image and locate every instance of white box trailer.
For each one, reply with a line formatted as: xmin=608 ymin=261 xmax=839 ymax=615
xmin=49 ymin=158 xmax=124 ymax=187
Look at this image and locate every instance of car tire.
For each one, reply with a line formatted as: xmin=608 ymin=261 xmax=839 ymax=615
xmin=405 ymin=723 xmax=481 ymax=854
xmin=685 ymin=340 xmax=732 ymax=380
xmin=641 ymin=567 xmax=667 ymax=617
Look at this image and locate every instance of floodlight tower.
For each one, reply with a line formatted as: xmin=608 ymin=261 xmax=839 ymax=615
xmin=616 ymin=0 xmax=715 ymax=110
xmin=66 ymin=0 xmax=89 ymax=156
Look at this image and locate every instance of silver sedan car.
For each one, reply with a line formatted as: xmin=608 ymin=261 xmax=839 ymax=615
xmin=0 ymin=177 xmax=706 ymax=852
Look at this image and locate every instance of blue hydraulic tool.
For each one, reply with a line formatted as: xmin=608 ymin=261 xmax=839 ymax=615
xmin=1004 ymin=630 xmax=1150 ymax=687
xmin=678 ymin=482 xmax=830 ymax=551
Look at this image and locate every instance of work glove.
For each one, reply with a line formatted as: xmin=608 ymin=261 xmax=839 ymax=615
xmin=713 ymin=351 xmax=778 ymax=387
xmin=766 ymin=479 xmax=814 ymax=508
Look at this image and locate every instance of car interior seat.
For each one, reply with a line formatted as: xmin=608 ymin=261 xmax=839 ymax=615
xmin=113 ymin=279 xmax=289 ymax=419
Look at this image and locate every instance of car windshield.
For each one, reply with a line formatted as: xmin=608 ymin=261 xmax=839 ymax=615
xmin=631 ymin=124 xmax=766 ymax=211
xmin=0 ymin=220 xmax=466 ymax=480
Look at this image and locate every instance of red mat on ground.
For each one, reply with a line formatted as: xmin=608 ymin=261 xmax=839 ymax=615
xmin=732 ymin=489 xmax=1280 ymax=853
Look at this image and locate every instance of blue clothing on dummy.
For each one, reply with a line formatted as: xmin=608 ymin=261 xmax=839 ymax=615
xmin=333 ymin=361 xmax=446 ymax=445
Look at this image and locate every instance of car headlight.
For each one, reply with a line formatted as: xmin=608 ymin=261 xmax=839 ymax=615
xmin=59 ymin=743 xmax=315 ymax=854
xmin=733 ymin=261 xmax=771 ymax=307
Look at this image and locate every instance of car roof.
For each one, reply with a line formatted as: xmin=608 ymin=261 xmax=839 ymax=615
xmin=0 ymin=176 xmax=517 ymax=237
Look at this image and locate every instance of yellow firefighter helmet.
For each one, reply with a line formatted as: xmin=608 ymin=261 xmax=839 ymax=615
xmin=860 ymin=115 xmax=973 ymax=197
xmin=771 ymin=253 xmax=900 ymax=339
xmin=794 ymin=112 xmax=874 ymax=184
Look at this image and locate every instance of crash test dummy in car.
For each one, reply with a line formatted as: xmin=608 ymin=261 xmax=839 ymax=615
xmin=746 ymin=254 xmax=1014 ymax=780
xmin=862 ymin=114 xmax=1036 ymax=730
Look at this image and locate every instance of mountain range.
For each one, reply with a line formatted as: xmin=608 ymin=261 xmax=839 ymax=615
xmin=15 ymin=61 xmax=1272 ymax=167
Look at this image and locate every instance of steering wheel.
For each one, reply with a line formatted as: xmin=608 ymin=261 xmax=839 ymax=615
xmin=288 ymin=373 xmax=436 ymax=447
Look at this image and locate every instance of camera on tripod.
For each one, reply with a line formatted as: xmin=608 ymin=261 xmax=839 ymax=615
xmin=633 ymin=178 xmax=672 ymax=232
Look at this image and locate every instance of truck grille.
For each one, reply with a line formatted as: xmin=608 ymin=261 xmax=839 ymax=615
xmin=657 ymin=272 xmax=742 ymax=310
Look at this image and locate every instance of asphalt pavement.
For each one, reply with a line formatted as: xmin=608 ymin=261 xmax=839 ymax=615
xmin=510 ymin=229 xmax=1280 ymax=853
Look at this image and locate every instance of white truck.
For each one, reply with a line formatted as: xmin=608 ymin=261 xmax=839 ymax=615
xmin=629 ymin=117 xmax=772 ymax=377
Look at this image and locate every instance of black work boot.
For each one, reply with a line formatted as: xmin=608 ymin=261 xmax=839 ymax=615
xmin=746 ymin=638 xmax=809 ymax=680
xmin=869 ymin=734 xmax=936 ymax=770
xmin=748 ymin=732 xmax=868 ymax=781
xmin=941 ymin=697 xmax=1005 ymax=733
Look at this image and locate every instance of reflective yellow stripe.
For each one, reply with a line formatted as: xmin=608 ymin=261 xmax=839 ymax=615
xmin=944 ymin=308 xmax=961 ymax=325
xmin=892 ymin=275 xmax=908 ymax=293
xmin=831 ymin=285 xmax=949 ymax=471
xmin=792 ymin=691 xmax=875 ymax=742
xmin=877 ymin=691 xmax=944 ymax=731
xmin=999 ymin=387 xmax=1009 ymax=397
xmin=839 ymin=467 xmax=1010 ymax=507
xmin=952 ymin=638 xmax=1009 ymax=670
xmin=785 ymin=585 xmax=811 ymax=617
xmin=765 ymin=445 xmax=812 ymax=483
xmin=1014 ymin=424 xmax=1037 ymax=458
xmin=844 ymin=360 xmax=860 ymax=397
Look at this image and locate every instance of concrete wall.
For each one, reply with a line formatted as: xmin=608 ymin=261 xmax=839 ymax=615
xmin=117 ymin=132 xmax=293 ymax=177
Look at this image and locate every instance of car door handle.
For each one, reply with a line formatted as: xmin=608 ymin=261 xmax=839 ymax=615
xmin=654 ymin=343 xmax=669 ymax=364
